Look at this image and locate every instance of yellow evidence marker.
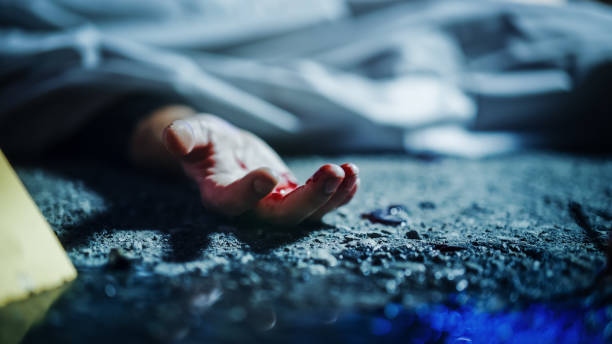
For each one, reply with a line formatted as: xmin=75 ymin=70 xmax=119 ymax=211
xmin=0 ymin=150 xmax=77 ymax=307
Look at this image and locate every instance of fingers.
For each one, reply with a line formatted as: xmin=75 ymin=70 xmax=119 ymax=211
xmin=308 ymin=163 xmax=360 ymax=221
xmin=163 ymin=119 xmax=197 ymax=156
xmin=163 ymin=116 xmax=225 ymax=156
xmin=163 ymin=117 xmax=359 ymax=223
xmin=201 ymin=168 xmax=279 ymax=216
xmin=338 ymin=178 xmax=359 ymax=207
xmin=256 ymin=164 xmax=345 ymax=224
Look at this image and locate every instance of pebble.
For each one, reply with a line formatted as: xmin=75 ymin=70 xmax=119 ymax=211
xmin=361 ymin=205 xmax=409 ymax=226
xmin=406 ymin=230 xmax=421 ymax=240
xmin=456 ymin=279 xmax=469 ymax=292
xmin=385 ymin=280 xmax=398 ymax=293
xmin=308 ymin=264 xmax=327 ymax=275
xmin=240 ymin=254 xmax=254 ymax=264
xmin=104 ymin=284 xmax=117 ymax=297
xmin=311 ymin=249 xmax=338 ymax=267
xmin=434 ymin=244 xmax=466 ymax=253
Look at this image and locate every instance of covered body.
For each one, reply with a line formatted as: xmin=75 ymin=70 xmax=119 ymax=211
xmin=1 ymin=0 xmax=611 ymax=156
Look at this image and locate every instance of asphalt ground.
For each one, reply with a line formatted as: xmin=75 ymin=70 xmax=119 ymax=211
xmin=6 ymin=152 xmax=612 ymax=343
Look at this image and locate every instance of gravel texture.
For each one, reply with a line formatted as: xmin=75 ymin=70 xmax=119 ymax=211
xmin=9 ymin=153 xmax=612 ymax=343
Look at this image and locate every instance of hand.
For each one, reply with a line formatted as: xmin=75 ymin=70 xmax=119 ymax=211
xmin=162 ymin=114 xmax=359 ymax=224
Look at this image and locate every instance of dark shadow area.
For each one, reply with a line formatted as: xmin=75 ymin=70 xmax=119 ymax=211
xmin=231 ymin=217 xmax=336 ymax=254
xmin=41 ymin=160 xmax=215 ymax=262
xmin=20 ymin=159 xmax=319 ymax=262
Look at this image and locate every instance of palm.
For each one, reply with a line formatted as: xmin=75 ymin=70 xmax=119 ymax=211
xmin=164 ymin=115 xmax=359 ymax=224
xmin=206 ymin=119 xmax=293 ymax=186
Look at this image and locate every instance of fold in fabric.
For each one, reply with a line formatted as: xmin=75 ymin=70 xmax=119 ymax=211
xmin=1 ymin=0 xmax=611 ymax=156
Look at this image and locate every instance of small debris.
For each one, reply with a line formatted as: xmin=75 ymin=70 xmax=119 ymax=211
xmin=465 ymin=262 xmax=483 ymax=274
xmin=418 ymin=201 xmax=436 ymax=210
xmin=385 ymin=280 xmax=398 ymax=293
xmin=240 ymin=253 xmax=254 ymax=264
xmin=361 ymin=205 xmax=409 ymax=226
xmin=311 ymin=249 xmax=338 ymax=267
xmin=569 ymin=201 xmax=606 ymax=252
xmin=107 ymin=248 xmax=133 ymax=270
xmin=406 ymin=230 xmax=421 ymax=240
xmin=434 ymin=244 xmax=466 ymax=253
xmin=104 ymin=284 xmax=117 ymax=298
xmin=456 ymin=279 xmax=469 ymax=292
xmin=308 ymin=264 xmax=327 ymax=275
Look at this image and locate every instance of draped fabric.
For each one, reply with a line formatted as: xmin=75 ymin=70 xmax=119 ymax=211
xmin=1 ymin=0 xmax=611 ymax=156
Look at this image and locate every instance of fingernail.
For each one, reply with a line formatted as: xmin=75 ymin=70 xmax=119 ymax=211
xmin=346 ymin=163 xmax=359 ymax=175
xmin=254 ymin=178 xmax=274 ymax=195
xmin=324 ymin=179 xmax=340 ymax=195
xmin=170 ymin=120 xmax=194 ymax=150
